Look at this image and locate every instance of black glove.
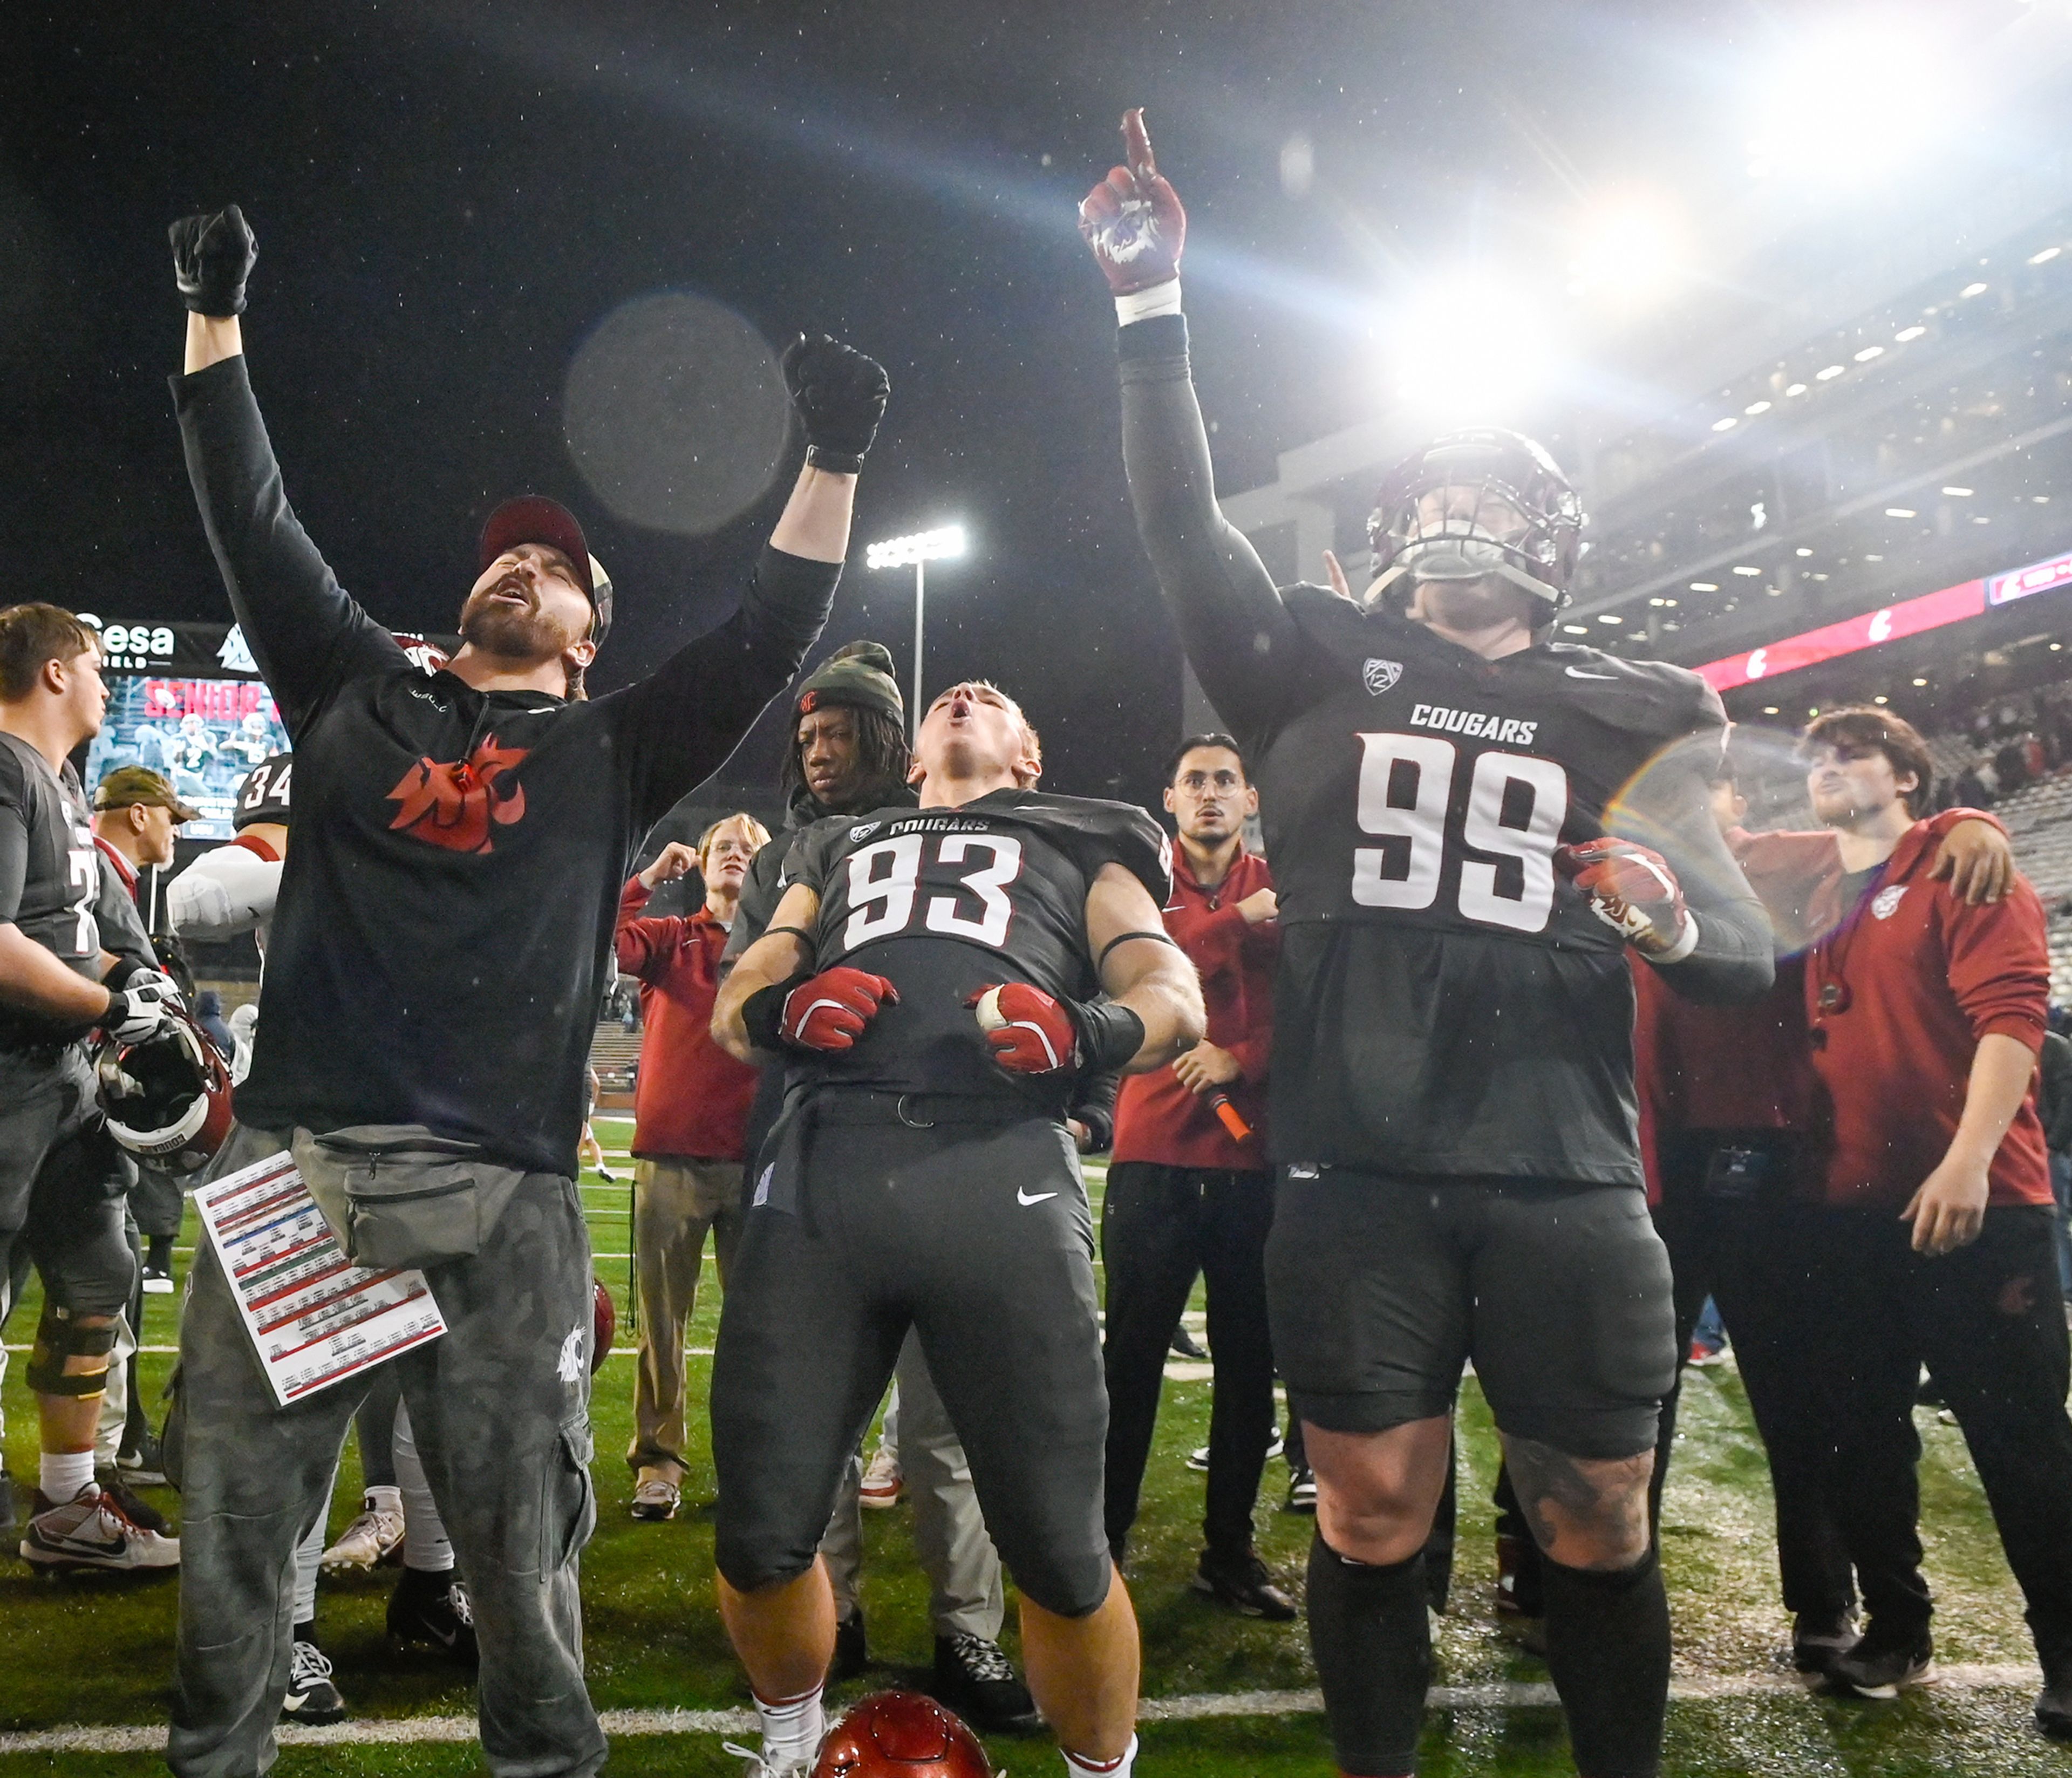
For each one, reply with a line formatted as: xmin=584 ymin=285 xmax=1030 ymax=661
xmin=169 ymin=205 xmax=258 ymax=317
xmin=782 ymin=333 xmax=890 ymax=472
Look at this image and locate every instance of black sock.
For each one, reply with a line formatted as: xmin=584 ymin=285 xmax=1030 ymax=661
xmin=1305 ymin=1532 xmax=1430 ymax=1777
xmin=1541 ymin=1547 xmax=1670 ymax=1778
xmin=293 ymin=1619 xmax=316 ymax=1646
xmin=146 ymin=1235 xmax=173 ymax=1271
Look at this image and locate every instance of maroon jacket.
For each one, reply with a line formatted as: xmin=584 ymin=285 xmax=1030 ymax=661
xmin=1112 ymin=846 xmax=1276 ymax=1170
xmin=615 ymin=879 xmax=760 ymax=1162
xmin=1802 ymin=819 xmax=2051 ymax=1212
xmin=1632 ymin=808 xmax=2002 ymax=1203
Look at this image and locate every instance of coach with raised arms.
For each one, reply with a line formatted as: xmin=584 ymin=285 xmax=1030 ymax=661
xmin=160 ymin=205 xmax=883 ymax=1778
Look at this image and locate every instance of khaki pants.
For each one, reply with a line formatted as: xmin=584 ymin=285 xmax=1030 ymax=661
xmin=629 ymin=1156 xmax=745 ymax=1484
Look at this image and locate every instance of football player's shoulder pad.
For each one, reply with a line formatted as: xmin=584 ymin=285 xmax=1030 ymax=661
xmin=1544 ymin=642 xmax=1720 ymax=744
xmin=990 ymin=789 xmax=1172 ymax=907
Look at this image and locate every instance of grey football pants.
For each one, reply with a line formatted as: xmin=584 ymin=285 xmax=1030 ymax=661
xmin=821 ymin=1328 xmax=1006 ymax=1639
xmin=166 ymin=1123 xmax=603 ymax=1778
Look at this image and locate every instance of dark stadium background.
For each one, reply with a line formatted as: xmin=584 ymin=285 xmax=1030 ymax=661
xmin=9 ymin=0 xmax=2029 ymax=813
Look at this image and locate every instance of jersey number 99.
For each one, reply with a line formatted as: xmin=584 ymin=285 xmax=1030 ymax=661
xmin=1353 ymin=732 xmax=1568 ymax=933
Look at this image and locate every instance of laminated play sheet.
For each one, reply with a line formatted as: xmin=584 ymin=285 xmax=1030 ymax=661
xmin=194 ymin=1150 xmax=446 ymax=1406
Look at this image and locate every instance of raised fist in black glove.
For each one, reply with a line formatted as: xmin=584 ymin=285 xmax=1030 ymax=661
xmin=782 ymin=333 xmax=890 ymax=474
xmin=169 ymin=205 xmax=257 ymax=317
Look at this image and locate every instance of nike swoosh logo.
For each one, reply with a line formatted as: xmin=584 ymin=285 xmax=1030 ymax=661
xmin=1565 ymin=666 xmax=1618 ymax=679
xmin=1017 ymin=1188 xmax=1059 ymax=1206
xmin=423 ymin=1621 xmax=459 ymax=1647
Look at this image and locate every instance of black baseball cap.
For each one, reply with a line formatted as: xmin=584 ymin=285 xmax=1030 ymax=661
xmin=478 ymin=496 xmax=612 ymax=645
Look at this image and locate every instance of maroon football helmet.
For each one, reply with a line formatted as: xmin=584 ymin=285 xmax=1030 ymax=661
xmin=591 ymin=1278 xmax=615 ymax=1375
xmin=391 ymin=631 xmax=453 ymax=676
xmin=814 ymin=1692 xmax=992 ymax=1778
xmin=96 ymin=1004 xmax=235 ymax=1175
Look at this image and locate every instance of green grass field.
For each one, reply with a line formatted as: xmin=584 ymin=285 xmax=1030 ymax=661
xmin=0 ymin=1118 xmax=2060 ymax=1775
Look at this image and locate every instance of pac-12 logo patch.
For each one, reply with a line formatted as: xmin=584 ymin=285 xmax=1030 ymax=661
xmin=849 ymin=822 xmax=882 ymax=843
xmin=1362 ymin=658 xmax=1403 ymax=696
xmin=1871 ymin=884 xmax=1907 ymax=920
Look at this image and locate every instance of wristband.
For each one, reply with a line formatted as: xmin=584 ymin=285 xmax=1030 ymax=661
xmin=741 ymin=973 xmax=809 ymax=1052
xmin=1115 ymin=280 xmax=1183 ymax=326
xmin=1072 ymin=999 xmax=1147 ymax=1073
xmin=805 ymin=445 xmax=865 ymax=475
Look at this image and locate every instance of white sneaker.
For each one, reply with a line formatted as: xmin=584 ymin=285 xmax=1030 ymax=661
xmin=858 ymin=1443 xmax=903 ymax=1508
xmin=321 ymin=1495 xmax=405 ymax=1570
xmin=721 ymin=1742 xmax=818 ymax=1777
xmin=20 ymin=1482 xmax=180 ymax=1570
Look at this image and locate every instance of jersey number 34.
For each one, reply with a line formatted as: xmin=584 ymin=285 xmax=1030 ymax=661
xmin=1354 ymin=733 xmax=1568 ymax=933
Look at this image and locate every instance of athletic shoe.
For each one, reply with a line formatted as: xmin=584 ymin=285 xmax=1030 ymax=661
xmin=858 ymin=1445 xmax=903 ymax=1509
xmin=596 ymin=1165 xmax=623 ymax=1183
xmin=387 ymin=1565 xmax=479 ymax=1664
xmin=1829 ymin=1625 xmax=1934 ymax=1698
xmin=1687 ymin=1338 xmax=1728 ymax=1366
xmin=833 ymin=1609 xmax=868 ymax=1681
xmin=2038 ymin=1669 xmax=2072 ymax=1740
xmin=1284 ymin=1463 xmax=1317 ymax=1513
xmin=933 ymin=1631 xmax=1040 ymax=1732
xmin=282 ymin=1638 xmax=347 ymax=1725
xmin=1188 ymin=1428 xmax=1283 ymax=1472
xmin=140 ymin=1264 xmax=176 ymax=1295
xmin=1791 ymin=1609 xmax=1860 ymax=1675
xmin=630 ymin=1476 xmax=680 ymax=1521
xmin=721 ymin=1742 xmax=819 ymax=1777
xmin=96 ymin=1473 xmax=174 ymax=1536
xmin=1191 ymin=1549 xmax=1297 ymax=1621
xmin=1170 ymin=1326 xmax=1209 ymax=1360
xmin=322 ymin=1494 xmax=405 ymax=1570
xmin=115 ymin=1430 xmax=169 ymax=1488
xmin=20 ymin=1482 xmax=180 ymax=1571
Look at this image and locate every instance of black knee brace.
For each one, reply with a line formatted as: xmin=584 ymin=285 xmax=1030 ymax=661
xmin=25 ymin=1306 xmax=118 ymax=1398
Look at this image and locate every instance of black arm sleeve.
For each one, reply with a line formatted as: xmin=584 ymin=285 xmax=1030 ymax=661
xmin=611 ymin=545 xmax=840 ymax=828
xmin=1070 ymin=1064 xmax=1121 ymax=1153
xmin=1116 ymin=315 xmax=1306 ymax=749
xmin=170 ymin=357 xmax=407 ymax=737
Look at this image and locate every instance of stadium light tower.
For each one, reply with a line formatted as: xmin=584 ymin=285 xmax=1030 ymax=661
xmin=1389 ymin=273 xmax=1565 ymax=424
xmin=865 ymin=524 xmax=969 ymax=745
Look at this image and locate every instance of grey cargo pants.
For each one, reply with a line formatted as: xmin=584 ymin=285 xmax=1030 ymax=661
xmin=166 ymin=1123 xmax=603 ymax=1778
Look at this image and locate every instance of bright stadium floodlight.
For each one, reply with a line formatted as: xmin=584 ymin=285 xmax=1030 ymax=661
xmin=865 ymin=524 xmax=970 ymax=743
xmin=1568 ymin=192 xmax=1687 ymax=310
xmin=1745 ymin=21 xmax=1953 ymax=188
xmin=1388 ymin=273 xmax=1566 ymax=423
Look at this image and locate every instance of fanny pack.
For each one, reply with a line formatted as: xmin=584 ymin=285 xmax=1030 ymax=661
xmin=292 ymin=1124 xmax=527 ymax=1270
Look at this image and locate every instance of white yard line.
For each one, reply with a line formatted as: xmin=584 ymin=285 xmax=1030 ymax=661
xmin=0 ymin=1666 xmax=2046 ymax=1756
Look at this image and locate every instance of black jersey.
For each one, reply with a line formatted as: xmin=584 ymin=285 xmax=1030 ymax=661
xmin=0 ymin=733 xmax=101 ymax=1050
xmin=1114 ymin=314 xmax=1772 ymax=1187
xmin=1253 ymin=589 xmax=1739 ymax=1183
xmin=173 ymin=355 xmax=837 ymax=1174
xmin=783 ymin=789 xmax=1170 ymax=1112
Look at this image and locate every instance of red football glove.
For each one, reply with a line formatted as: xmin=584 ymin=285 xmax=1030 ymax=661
xmin=1078 ymin=108 xmax=1187 ymax=296
xmin=780 ymin=966 xmax=899 ymax=1052
xmin=968 ymin=983 xmax=1080 ymax=1075
xmin=1553 ymin=838 xmax=1691 ymax=958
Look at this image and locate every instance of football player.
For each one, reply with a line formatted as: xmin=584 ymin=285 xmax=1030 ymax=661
xmin=0 ymin=604 xmax=182 ymax=1573
xmin=1081 ymin=113 xmax=1774 ymax=1778
xmin=711 ymin=680 xmax=1205 ymax=1778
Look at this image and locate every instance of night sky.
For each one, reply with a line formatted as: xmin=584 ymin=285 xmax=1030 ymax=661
xmin=0 ymin=1 xmax=1928 ymax=805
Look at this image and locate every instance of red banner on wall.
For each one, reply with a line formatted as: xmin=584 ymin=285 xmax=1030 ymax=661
xmin=1697 ymin=578 xmax=1987 ymax=692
